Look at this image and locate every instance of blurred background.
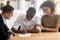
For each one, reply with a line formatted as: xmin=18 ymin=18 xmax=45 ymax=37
xmin=0 ymin=0 xmax=60 ymax=29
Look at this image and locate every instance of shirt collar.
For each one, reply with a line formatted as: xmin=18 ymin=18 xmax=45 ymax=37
xmin=25 ymin=15 xmax=35 ymax=21
xmin=1 ymin=14 xmax=6 ymax=24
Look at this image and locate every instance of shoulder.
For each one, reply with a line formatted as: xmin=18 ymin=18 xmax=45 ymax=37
xmin=53 ymin=14 xmax=59 ymax=18
xmin=41 ymin=15 xmax=47 ymax=19
xmin=18 ymin=14 xmax=26 ymax=18
xmin=42 ymin=15 xmax=47 ymax=17
xmin=53 ymin=14 xmax=59 ymax=16
xmin=17 ymin=14 xmax=26 ymax=19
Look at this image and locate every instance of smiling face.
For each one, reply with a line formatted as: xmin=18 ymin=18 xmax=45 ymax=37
xmin=26 ymin=11 xmax=35 ymax=21
xmin=43 ymin=7 xmax=52 ymax=15
xmin=26 ymin=7 xmax=36 ymax=21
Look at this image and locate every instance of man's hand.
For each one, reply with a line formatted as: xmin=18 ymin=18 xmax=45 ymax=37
xmin=20 ymin=30 xmax=27 ymax=34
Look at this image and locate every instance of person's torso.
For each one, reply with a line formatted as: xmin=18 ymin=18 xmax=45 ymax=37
xmin=41 ymin=14 xmax=58 ymax=28
xmin=20 ymin=14 xmax=37 ymax=30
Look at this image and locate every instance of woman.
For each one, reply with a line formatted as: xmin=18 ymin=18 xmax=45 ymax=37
xmin=40 ymin=1 xmax=60 ymax=32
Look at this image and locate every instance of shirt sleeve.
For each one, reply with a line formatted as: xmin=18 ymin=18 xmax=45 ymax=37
xmin=12 ymin=15 xmax=21 ymax=30
xmin=57 ymin=15 xmax=60 ymax=23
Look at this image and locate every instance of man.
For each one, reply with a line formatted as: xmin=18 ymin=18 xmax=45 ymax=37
xmin=11 ymin=7 xmax=40 ymax=34
xmin=0 ymin=5 xmax=14 ymax=40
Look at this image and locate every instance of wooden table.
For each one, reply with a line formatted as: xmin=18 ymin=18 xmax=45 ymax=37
xmin=12 ymin=32 xmax=60 ymax=40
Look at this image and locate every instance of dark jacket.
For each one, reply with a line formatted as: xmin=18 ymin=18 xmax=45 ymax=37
xmin=0 ymin=14 xmax=12 ymax=40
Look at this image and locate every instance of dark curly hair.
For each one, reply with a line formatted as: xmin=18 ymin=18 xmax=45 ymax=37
xmin=27 ymin=7 xmax=36 ymax=14
xmin=40 ymin=1 xmax=55 ymax=13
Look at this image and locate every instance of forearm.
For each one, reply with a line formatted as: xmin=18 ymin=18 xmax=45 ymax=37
xmin=46 ymin=28 xmax=58 ymax=32
xmin=27 ymin=28 xmax=39 ymax=33
xmin=11 ymin=27 xmax=26 ymax=34
xmin=11 ymin=27 xmax=21 ymax=33
xmin=42 ymin=27 xmax=58 ymax=32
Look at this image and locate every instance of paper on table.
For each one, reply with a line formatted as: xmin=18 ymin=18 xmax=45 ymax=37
xmin=18 ymin=33 xmax=31 ymax=37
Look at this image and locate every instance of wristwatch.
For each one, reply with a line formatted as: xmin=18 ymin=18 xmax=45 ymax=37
xmin=46 ymin=28 xmax=48 ymax=31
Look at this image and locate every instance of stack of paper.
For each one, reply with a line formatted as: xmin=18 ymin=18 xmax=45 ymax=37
xmin=18 ymin=33 xmax=31 ymax=37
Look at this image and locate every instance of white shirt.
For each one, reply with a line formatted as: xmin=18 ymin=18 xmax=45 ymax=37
xmin=13 ymin=14 xmax=40 ymax=30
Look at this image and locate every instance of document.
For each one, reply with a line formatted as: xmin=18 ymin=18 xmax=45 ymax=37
xmin=19 ymin=33 xmax=31 ymax=37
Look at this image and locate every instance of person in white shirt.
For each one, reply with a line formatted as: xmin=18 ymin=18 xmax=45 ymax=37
xmin=11 ymin=7 xmax=40 ymax=34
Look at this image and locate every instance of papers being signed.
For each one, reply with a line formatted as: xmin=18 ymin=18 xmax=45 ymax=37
xmin=19 ymin=33 xmax=31 ymax=37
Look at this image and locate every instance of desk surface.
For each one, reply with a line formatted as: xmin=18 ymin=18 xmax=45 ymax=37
xmin=13 ymin=32 xmax=60 ymax=40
